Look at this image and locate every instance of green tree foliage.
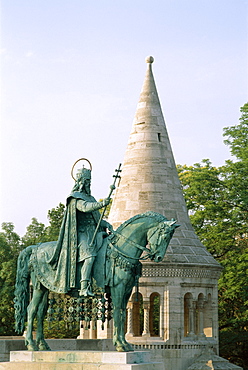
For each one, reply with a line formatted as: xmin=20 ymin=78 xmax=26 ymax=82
xmin=177 ymin=103 xmax=248 ymax=369
xmin=21 ymin=217 xmax=47 ymax=246
xmin=219 ymin=103 xmax=248 ymax=369
xmin=223 ymin=103 xmax=248 ymax=161
xmin=222 ymin=103 xmax=248 ymax=232
xmin=177 ymin=160 xmax=230 ymax=258
xmin=0 ymin=203 xmax=66 ymax=336
xmin=21 ymin=203 xmax=65 ymax=246
xmin=1 ymin=222 xmax=21 ymax=249
xmin=45 ymin=203 xmax=65 ymax=241
xmin=43 ymin=321 xmax=79 ymax=339
xmin=150 ymin=294 xmax=160 ymax=336
xmin=0 ymin=223 xmax=22 ymax=335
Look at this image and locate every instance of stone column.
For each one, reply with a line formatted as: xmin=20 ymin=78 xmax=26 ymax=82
xmin=186 ymin=298 xmax=195 ymax=339
xmin=212 ymin=288 xmax=220 ymax=352
xmin=126 ymin=301 xmax=134 ymax=337
xmin=142 ymin=301 xmax=150 ymax=337
xmin=77 ymin=321 xmax=90 ymax=339
xmin=125 ymin=301 xmax=134 ymax=341
xmin=197 ymin=300 xmax=206 ymax=338
xmin=97 ymin=319 xmax=113 ymax=339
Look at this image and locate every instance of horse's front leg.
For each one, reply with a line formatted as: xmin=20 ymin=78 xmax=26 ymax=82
xmin=111 ymin=270 xmax=134 ymax=352
xmin=120 ymin=288 xmax=134 ymax=352
xmin=118 ymin=307 xmax=133 ymax=351
xmin=25 ymin=283 xmax=46 ymax=351
xmin=112 ymin=297 xmax=133 ymax=352
xmin=36 ymin=288 xmax=51 ymax=351
xmin=112 ymin=300 xmax=125 ymax=352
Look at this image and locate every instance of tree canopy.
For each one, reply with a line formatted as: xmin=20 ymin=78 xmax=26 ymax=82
xmin=177 ymin=102 xmax=248 ymax=368
xmin=0 ymin=204 xmax=66 ymax=336
xmin=0 ymin=224 xmax=22 ymax=335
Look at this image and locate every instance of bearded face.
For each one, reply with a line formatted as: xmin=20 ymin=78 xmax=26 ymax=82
xmin=83 ymin=178 xmax=91 ymax=195
xmin=73 ymin=169 xmax=92 ymax=194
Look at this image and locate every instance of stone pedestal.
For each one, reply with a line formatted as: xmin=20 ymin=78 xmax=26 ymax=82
xmin=0 ymin=350 xmax=164 ymax=369
xmin=0 ymin=339 xmax=26 ymax=362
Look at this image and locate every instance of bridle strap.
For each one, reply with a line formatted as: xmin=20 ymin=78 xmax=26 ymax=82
xmin=110 ymin=242 xmax=151 ymax=261
xmin=109 ymin=230 xmax=153 ymax=261
xmin=113 ymin=230 xmax=151 ymax=253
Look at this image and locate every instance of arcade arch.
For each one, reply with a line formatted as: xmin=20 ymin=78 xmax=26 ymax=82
xmin=126 ymin=291 xmax=162 ymax=338
xmin=184 ymin=291 xmax=213 ymax=339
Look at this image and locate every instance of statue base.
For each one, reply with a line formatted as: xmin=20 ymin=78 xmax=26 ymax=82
xmin=0 ymin=350 xmax=164 ymax=369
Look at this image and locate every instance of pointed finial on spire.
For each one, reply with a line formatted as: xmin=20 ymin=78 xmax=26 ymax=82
xmin=145 ymin=56 xmax=154 ymax=64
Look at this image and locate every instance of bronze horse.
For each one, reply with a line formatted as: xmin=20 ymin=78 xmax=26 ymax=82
xmin=14 ymin=211 xmax=178 ymax=352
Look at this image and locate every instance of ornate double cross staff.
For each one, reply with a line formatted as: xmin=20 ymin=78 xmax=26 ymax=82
xmin=89 ymin=163 xmax=122 ymax=247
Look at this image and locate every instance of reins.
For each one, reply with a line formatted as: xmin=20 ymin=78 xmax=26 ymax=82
xmin=109 ymin=229 xmax=156 ymax=261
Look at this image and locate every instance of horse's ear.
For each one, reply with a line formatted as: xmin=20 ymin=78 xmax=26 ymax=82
xmin=167 ymin=220 xmax=180 ymax=228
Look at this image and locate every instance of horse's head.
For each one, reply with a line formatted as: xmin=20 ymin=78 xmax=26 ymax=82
xmin=147 ymin=219 xmax=180 ymax=262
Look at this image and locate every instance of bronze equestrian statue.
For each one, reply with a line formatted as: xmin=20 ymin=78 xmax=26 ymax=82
xmin=14 ymin=160 xmax=179 ymax=352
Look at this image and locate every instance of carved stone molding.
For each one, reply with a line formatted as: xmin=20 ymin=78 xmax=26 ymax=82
xmin=141 ymin=266 xmax=221 ymax=280
xmin=181 ymin=283 xmax=216 ymax=288
xmin=139 ymin=282 xmax=168 ymax=287
xmin=132 ymin=343 xmax=217 ymax=350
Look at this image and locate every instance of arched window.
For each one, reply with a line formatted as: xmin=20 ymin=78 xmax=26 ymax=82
xmin=149 ymin=292 xmax=160 ymax=336
xmin=131 ymin=292 xmax=143 ymax=336
xmin=184 ymin=292 xmax=194 ymax=337
xmin=204 ymin=293 xmax=213 ymax=337
xmin=184 ymin=292 xmax=213 ymax=340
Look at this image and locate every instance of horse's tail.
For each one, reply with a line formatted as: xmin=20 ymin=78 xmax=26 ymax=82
xmin=14 ymin=245 xmax=33 ymax=334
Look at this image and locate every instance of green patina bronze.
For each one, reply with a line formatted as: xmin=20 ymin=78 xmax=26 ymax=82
xmin=14 ymin=161 xmax=179 ymax=352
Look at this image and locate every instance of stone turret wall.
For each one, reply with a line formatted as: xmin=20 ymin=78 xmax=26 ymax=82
xmin=108 ymin=57 xmax=220 ymax=269
xmin=106 ymin=57 xmax=230 ymax=369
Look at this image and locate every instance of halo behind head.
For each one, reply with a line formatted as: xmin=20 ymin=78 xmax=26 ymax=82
xmin=71 ymin=158 xmax=92 ymax=181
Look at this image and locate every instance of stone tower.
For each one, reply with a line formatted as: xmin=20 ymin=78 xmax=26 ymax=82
xmin=108 ymin=57 xmax=238 ymax=370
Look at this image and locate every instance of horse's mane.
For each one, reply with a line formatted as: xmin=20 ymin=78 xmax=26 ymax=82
xmin=116 ymin=211 xmax=168 ymax=233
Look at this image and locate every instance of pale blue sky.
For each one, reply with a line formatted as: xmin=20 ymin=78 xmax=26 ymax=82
xmin=1 ymin=0 xmax=247 ymax=236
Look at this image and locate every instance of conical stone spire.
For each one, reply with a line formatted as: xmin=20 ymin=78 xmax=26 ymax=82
xmin=109 ymin=56 xmax=220 ymax=267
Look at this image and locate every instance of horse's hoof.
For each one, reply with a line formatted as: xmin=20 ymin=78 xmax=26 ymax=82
xmin=116 ymin=345 xmax=126 ymax=352
xmin=37 ymin=341 xmax=51 ymax=351
xmin=27 ymin=344 xmax=39 ymax=351
xmin=38 ymin=344 xmax=51 ymax=351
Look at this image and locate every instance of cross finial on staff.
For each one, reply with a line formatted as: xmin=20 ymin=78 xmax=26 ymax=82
xmin=113 ymin=163 xmax=122 ymax=185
